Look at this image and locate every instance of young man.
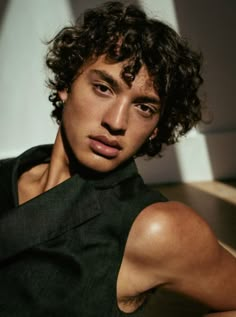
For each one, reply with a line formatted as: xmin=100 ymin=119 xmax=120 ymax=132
xmin=0 ymin=2 xmax=235 ymax=316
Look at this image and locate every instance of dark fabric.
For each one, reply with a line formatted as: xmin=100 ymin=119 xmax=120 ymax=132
xmin=0 ymin=145 xmax=167 ymax=317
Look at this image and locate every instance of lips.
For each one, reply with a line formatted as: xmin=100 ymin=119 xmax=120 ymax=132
xmin=89 ymin=135 xmax=122 ymax=158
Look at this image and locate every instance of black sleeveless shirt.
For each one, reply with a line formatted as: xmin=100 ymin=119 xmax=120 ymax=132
xmin=0 ymin=145 xmax=167 ymax=316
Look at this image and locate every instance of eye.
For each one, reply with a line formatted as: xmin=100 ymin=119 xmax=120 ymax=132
xmin=93 ymin=83 xmax=112 ymax=96
xmin=136 ymin=104 xmax=157 ymax=118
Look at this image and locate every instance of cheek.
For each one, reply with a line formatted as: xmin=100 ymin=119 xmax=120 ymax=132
xmin=126 ymin=130 xmax=148 ymax=153
xmin=129 ymin=119 xmax=157 ymax=143
xmin=63 ymin=100 xmax=89 ymax=126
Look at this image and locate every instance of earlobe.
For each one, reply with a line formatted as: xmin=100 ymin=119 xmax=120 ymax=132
xmin=58 ymin=89 xmax=68 ymax=103
xmin=150 ymin=127 xmax=158 ymax=140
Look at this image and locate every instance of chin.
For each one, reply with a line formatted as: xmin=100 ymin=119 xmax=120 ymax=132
xmin=76 ymin=154 xmax=122 ymax=174
xmin=87 ymin=160 xmax=120 ymax=173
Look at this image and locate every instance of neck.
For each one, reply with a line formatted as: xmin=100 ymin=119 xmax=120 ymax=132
xmin=44 ymin=126 xmax=104 ymax=190
xmin=42 ymin=128 xmax=71 ymax=191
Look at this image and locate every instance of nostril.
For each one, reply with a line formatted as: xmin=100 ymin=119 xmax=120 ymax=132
xmin=101 ymin=122 xmax=126 ymax=136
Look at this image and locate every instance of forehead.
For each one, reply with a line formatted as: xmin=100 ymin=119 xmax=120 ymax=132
xmin=82 ymin=55 xmax=156 ymax=94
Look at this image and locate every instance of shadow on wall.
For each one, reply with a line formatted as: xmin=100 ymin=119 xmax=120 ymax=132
xmin=173 ymin=0 xmax=236 ymax=134
xmin=205 ymin=132 xmax=236 ymax=180
xmin=173 ymin=0 xmax=236 ymax=181
xmin=0 ymin=0 xmax=9 ymax=28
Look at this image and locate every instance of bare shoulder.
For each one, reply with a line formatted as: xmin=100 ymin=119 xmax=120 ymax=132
xmin=126 ymin=201 xmax=218 ymax=263
xmin=123 ymin=200 xmax=223 ymax=287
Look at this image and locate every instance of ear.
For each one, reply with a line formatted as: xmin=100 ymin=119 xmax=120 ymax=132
xmin=58 ymin=89 xmax=68 ymax=103
xmin=149 ymin=127 xmax=158 ymax=140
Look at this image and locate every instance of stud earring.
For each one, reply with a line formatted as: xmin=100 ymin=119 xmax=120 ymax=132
xmin=147 ymin=135 xmax=156 ymax=153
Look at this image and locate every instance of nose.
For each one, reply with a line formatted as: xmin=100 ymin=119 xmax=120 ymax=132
xmin=102 ymin=98 xmax=129 ymax=135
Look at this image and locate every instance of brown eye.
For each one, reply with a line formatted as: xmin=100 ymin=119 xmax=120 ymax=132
xmin=93 ymin=84 xmax=111 ymax=95
xmin=136 ymin=104 xmax=155 ymax=117
xmin=140 ymin=104 xmax=152 ymax=112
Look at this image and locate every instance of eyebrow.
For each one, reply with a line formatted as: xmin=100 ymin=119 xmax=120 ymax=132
xmin=89 ymin=69 xmax=120 ymax=92
xmin=134 ymin=96 xmax=161 ymax=107
xmin=89 ymin=69 xmax=161 ymax=106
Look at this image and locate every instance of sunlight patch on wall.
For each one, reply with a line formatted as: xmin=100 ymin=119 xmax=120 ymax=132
xmin=175 ymin=130 xmax=213 ymax=182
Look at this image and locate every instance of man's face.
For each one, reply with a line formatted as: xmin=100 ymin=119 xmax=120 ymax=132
xmin=59 ymin=55 xmax=160 ymax=173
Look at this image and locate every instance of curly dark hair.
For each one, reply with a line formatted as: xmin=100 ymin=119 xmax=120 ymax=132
xmin=46 ymin=1 xmax=203 ymax=157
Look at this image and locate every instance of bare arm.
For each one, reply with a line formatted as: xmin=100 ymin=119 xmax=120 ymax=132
xmin=124 ymin=201 xmax=236 ymax=314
